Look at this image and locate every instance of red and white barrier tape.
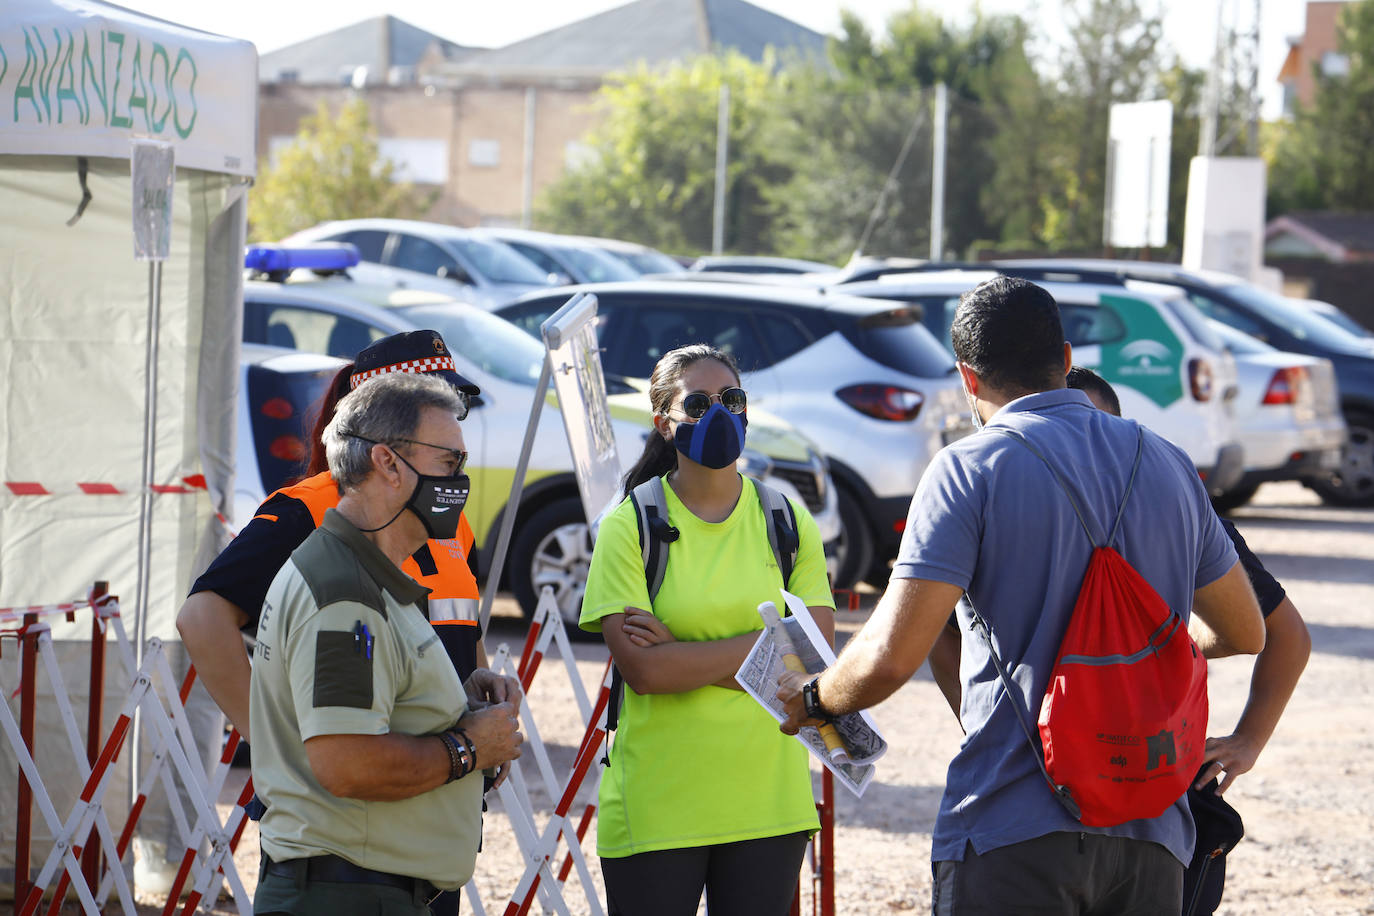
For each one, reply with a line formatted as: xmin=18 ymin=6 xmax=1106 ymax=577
xmin=4 ymin=474 xmax=210 ymax=497
xmin=3 ymin=473 xmax=237 ymax=536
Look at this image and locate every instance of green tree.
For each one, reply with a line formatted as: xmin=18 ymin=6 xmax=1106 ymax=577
xmin=1269 ymin=0 xmax=1374 ymax=214
xmin=248 ymin=98 xmax=432 ymax=242
xmin=1036 ymin=0 xmax=1166 ymax=249
xmin=771 ymin=6 xmax=1040 ymax=260
xmin=537 ymin=53 xmax=791 ymax=255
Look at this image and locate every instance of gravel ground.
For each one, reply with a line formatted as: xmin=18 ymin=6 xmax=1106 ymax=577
xmin=147 ymin=481 xmax=1372 ymax=915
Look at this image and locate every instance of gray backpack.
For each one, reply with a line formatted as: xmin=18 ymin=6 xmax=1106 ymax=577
xmin=603 ymin=476 xmax=800 ymax=737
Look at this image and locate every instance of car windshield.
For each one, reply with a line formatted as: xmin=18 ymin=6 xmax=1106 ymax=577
xmin=601 ymin=246 xmax=683 ymax=275
xmin=839 ymin=307 xmax=956 ymax=378
xmin=1156 ymin=295 xmax=1226 ymax=352
xmin=1209 ymin=319 xmax=1273 ymax=355
xmin=556 ymin=245 xmax=638 ymax=282
xmin=447 ymin=237 xmax=553 ymax=286
xmin=396 ymin=303 xmax=545 ymax=385
xmin=1308 ymin=303 xmax=1373 ymax=339
xmin=1220 ymin=283 xmax=1372 ymax=355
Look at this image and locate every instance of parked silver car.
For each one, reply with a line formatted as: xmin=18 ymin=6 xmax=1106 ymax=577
xmin=1208 ymin=320 xmax=1346 ymax=510
xmin=283 ymin=218 xmax=557 ymax=309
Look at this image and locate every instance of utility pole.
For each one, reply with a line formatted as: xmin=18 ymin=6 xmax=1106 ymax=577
xmin=712 ymin=84 xmax=730 ymax=255
xmin=930 ymin=82 xmax=947 ymax=262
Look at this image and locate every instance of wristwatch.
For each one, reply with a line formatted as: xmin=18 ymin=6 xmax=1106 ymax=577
xmin=802 ymin=676 xmax=831 ymax=722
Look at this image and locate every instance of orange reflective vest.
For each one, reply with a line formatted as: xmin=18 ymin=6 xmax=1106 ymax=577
xmin=266 ymin=471 xmax=480 ymax=602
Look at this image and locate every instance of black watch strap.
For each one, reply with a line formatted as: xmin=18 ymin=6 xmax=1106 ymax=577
xmin=802 ymin=676 xmax=831 ymax=722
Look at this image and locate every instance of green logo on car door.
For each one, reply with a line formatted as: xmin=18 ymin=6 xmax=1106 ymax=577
xmin=1097 ymin=294 xmax=1184 ymax=407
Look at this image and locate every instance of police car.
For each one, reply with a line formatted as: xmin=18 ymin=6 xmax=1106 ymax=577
xmin=240 ymin=244 xmax=840 ymax=629
xmin=842 ymin=271 xmax=1246 ymax=495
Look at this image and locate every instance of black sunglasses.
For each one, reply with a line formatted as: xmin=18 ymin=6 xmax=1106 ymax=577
xmin=674 ymin=387 xmax=747 ymax=420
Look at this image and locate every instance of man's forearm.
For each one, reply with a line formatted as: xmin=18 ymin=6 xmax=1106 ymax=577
xmin=305 ymin=732 xmax=450 ymax=801
xmin=176 ymin=591 xmax=253 ymax=742
xmin=821 ymin=578 xmax=963 ymax=718
xmin=1231 ymin=598 xmax=1311 ymax=750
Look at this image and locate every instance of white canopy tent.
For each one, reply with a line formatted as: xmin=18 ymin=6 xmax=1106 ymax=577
xmin=0 ymin=0 xmax=257 ymax=893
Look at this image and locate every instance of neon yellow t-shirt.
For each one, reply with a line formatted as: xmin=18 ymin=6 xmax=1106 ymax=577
xmin=579 ymin=475 xmax=835 ymax=857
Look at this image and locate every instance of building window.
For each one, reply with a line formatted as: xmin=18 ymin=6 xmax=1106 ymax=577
xmin=379 ymin=139 xmax=449 ymax=184
xmin=468 ymin=139 xmax=501 ymax=168
xmin=1321 ymin=52 xmax=1349 ymax=77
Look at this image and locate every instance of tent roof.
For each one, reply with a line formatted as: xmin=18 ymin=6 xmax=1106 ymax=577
xmin=1 ymin=0 xmax=258 ymax=177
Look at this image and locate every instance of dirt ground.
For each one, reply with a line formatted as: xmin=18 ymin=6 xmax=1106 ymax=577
xmin=137 ymin=481 xmax=1371 ymax=915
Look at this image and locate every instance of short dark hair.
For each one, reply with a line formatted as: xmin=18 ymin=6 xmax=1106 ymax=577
xmin=950 ymin=276 xmax=1066 ymax=395
xmin=1066 ymin=365 xmax=1122 ymax=416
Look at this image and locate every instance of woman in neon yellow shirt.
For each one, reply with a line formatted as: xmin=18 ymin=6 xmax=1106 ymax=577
xmin=580 ymin=344 xmax=836 ymax=916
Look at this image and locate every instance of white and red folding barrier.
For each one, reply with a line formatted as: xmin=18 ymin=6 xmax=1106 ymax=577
xmin=5 ymin=577 xmax=836 ymax=916
xmin=2 ymin=585 xmax=253 ymax=916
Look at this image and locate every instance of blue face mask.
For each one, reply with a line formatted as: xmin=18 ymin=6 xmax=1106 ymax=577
xmin=673 ymin=401 xmax=748 ymax=469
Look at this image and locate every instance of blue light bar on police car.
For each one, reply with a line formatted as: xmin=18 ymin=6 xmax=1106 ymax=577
xmin=245 ymin=242 xmax=360 ymax=273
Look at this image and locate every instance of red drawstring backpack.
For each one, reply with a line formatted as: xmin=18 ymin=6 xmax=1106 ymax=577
xmin=970 ymin=425 xmax=1208 ymax=827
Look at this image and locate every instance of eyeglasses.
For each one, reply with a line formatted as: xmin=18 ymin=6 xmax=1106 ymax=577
xmin=392 ymin=438 xmax=469 ymax=474
xmin=347 ymin=434 xmax=468 ymax=474
xmin=671 ymin=387 xmax=747 ymax=420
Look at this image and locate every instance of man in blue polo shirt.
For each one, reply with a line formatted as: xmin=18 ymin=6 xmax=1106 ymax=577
xmin=779 ymin=276 xmax=1266 ymax=914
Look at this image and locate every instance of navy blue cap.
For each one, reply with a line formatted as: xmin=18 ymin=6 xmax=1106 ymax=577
xmin=349 ymin=330 xmax=480 ymax=396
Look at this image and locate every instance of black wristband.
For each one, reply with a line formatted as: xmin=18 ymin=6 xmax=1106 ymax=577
xmin=453 ymin=727 xmax=476 ymax=777
xmin=439 ymin=731 xmax=464 ymax=783
xmin=802 ymin=676 xmax=831 ymax=722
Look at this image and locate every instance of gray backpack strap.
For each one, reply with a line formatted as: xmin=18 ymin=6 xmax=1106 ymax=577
xmin=629 ymin=476 xmax=673 ymax=601
xmin=986 ymin=424 xmax=1145 ymax=551
xmin=751 ymin=477 xmax=799 ymax=586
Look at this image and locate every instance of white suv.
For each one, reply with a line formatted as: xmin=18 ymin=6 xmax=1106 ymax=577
xmin=844 ymin=271 xmax=1246 ymax=495
xmin=498 ymin=280 xmax=974 ymax=588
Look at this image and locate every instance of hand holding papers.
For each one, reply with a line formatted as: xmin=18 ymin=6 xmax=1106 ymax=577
xmin=735 ymin=590 xmax=888 ymax=797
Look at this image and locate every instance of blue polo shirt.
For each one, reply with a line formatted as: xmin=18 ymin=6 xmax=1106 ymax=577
xmin=893 ymin=388 xmax=1237 ymax=865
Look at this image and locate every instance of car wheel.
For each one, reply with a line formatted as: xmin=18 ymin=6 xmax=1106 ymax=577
xmin=1307 ymin=411 xmax=1374 ymax=508
xmin=509 ymin=496 xmax=599 ymax=640
xmin=832 ymin=485 xmax=875 ymax=592
xmin=1211 ymin=483 xmax=1261 ymax=515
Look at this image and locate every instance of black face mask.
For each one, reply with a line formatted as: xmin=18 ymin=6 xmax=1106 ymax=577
xmin=354 ymin=452 xmax=469 ymax=541
xmin=395 ymin=454 xmax=469 ymax=541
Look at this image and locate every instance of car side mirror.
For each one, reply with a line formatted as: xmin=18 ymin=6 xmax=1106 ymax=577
xmin=549 ymin=272 xmax=573 ymax=286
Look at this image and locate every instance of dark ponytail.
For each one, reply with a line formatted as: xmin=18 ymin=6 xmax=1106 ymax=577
xmin=621 ymin=343 xmax=740 ymax=496
xmin=302 ymin=362 xmax=355 ymax=480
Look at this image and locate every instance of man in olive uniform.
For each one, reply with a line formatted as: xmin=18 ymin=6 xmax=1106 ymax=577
xmin=249 ymin=373 xmax=523 ymax=915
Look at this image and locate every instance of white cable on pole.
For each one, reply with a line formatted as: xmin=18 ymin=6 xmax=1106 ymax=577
xmin=930 ymin=82 xmax=948 ymax=262
xmin=712 ymin=83 xmax=730 ymax=256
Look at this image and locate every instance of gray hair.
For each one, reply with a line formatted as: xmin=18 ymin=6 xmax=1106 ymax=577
xmin=323 ymin=373 xmax=465 ymax=490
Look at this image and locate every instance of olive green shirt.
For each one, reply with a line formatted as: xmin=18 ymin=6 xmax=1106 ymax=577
xmin=249 ymin=508 xmax=481 ymax=890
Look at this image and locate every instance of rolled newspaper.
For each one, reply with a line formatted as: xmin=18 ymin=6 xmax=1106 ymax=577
xmin=760 ymin=603 xmax=850 ymax=763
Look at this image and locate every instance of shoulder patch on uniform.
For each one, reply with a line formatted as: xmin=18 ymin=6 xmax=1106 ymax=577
xmin=292 ymin=528 xmax=389 ymax=619
xmin=312 ymin=630 xmax=373 ymax=709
